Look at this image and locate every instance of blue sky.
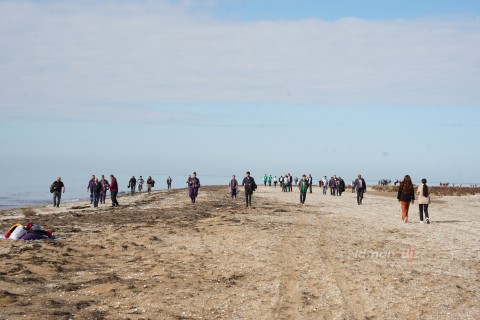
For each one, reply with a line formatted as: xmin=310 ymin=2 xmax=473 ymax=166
xmin=205 ymin=0 xmax=480 ymax=21
xmin=1 ymin=1 xmax=479 ymax=185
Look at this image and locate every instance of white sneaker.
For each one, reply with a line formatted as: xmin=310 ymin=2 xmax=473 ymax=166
xmin=404 ymin=217 xmax=408 ymax=223
xmin=420 ymin=221 xmax=424 ymax=224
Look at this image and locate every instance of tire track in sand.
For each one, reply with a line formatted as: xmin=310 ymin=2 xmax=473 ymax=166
xmin=262 ymin=191 xmax=368 ymax=319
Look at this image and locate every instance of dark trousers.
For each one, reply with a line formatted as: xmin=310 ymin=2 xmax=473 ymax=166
xmin=53 ymin=191 xmax=61 ymax=207
xmin=100 ymin=190 xmax=107 ymax=203
xmin=309 ymin=184 xmax=312 ymax=193
xmin=419 ymin=204 xmax=429 ymax=221
xmin=90 ymin=191 xmax=94 ymax=203
xmin=93 ymin=192 xmax=100 ymax=207
xmin=111 ymin=191 xmax=119 ymax=206
xmin=189 ymin=188 xmax=198 ymax=203
xmin=300 ymin=191 xmax=307 ymax=204
xmin=323 ymin=186 xmax=327 ymax=195
xmin=245 ymin=190 xmax=252 ymax=207
xmin=356 ymin=189 xmax=364 ymax=204
xmin=231 ymin=188 xmax=237 ymax=199
xmin=130 ymin=185 xmax=135 ymax=194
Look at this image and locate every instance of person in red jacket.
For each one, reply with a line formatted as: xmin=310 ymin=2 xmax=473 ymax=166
xmin=109 ymin=174 xmax=120 ymax=207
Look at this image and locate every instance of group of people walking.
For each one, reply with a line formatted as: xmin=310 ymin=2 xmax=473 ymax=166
xmin=319 ymin=175 xmax=346 ymax=196
xmin=227 ymin=172 xmax=257 ymax=207
xmin=127 ymin=176 xmax=157 ymax=195
xmin=50 ymin=172 xmax=433 ymax=223
xmin=86 ymin=175 xmax=112 ymax=207
xmin=397 ymin=175 xmax=431 ymax=224
xmin=68 ymin=174 xmax=119 ymax=208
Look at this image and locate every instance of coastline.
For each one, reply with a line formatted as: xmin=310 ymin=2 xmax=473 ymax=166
xmin=0 ymin=186 xmax=479 ymax=319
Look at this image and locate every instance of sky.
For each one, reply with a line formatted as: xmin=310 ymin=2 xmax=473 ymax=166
xmin=1 ymin=0 xmax=479 ymax=185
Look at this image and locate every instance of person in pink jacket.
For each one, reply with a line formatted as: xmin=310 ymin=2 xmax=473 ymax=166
xmin=417 ymin=178 xmax=431 ymax=224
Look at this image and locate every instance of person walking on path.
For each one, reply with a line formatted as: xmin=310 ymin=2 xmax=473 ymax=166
xmin=264 ymin=174 xmax=268 ymax=187
xmin=274 ymin=176 xmax=278 ymax=188
xmin=137 ymin=176 xmax=145 ymax=193
xmin=322 ymin=176 xmax=328 ymax=195
xmin=99 ymin=175 xmax=110 ymax=204
xmin=308 ymin=174 xmax=313 ymax=193
xmin=128 ymin=176 xmax=136 ymax=194
xmin=288 ymin=174 xmax=293 ymax=192
xmin=166 ymin=176 xmax=172 ymax=190
xmin=229 ymin=175 xmax=238 ymax=199
xmin=298 ymin=174 xmax=309 ymax=204
xmin=110 ymin=174 xmax=119 ymax=207
xmin=146 ymin=176 xmax=155 ymax=194
xmin=338 ymin=177 xmax=345 ymax=196
xmin=242 ymin=171 xmax=257 ymax=207
xmin=187 ymin=172 xmax=200 ymax=203
xmin=354 ymin=174 xmax=367 ymax=204
xmin=417 ymin=178 xmax=431 ymax=224
xmin=50 ymin=177 xmax=65 ymax=208
xmin=329 ymin=176 xmax=337 ymax=196
xmin=268 ymin=175 xmax=272 ymax=187
xmin=397 ymin=175 xmax=415 ymax=223
xmin=92 ymin=178 xmax=103 ymax=208
xmin=87 ymin=175 xmax=95 ymax=204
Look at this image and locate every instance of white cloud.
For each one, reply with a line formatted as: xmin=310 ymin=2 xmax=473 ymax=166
xmin=0 ymin=1 xmax=479 ymax=121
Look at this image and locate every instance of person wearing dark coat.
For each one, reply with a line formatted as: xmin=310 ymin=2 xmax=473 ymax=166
xmin=242 ymin=171 xmax=256 ymax=207
xmin=354 ymin=174 xmax=367 ymax=204
xmin=187 ymin=172 xmax=200 ymax=203
xmin=92 ymin=178 xmax=103 ymax=207
xmin=397 ymin=175 xmax=415 ymax=223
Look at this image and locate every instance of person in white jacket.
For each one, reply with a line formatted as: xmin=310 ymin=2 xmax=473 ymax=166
xmin=416 ymin=178 xmax=431 ymax=224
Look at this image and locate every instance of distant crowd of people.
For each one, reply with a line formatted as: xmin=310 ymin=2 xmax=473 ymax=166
xmin=378 ymin=179 xmax=392 ymax=186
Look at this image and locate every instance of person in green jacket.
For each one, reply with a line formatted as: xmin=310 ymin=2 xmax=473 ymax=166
xmin=268 ymin=175 xmax=272 ymax=187
xmin=298 ymin=174 xmax=309 ymax=204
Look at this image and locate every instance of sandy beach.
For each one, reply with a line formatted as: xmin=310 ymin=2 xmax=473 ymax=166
xmin=0 ymin=185 xmax=479 ymax=320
